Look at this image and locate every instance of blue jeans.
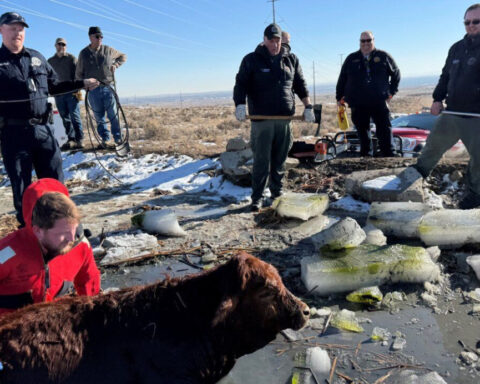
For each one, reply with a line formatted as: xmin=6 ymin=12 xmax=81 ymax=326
xmin=87 ymin=86 xmax=121 ymax=142
xmin=55 ymin=93 xmax=83 ymax=141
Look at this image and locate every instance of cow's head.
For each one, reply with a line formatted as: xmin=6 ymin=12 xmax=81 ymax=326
xmin=212 ymin=252 xmax=309 ymax=355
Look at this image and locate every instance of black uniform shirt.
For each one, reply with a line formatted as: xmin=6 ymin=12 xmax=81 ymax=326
xmin=0 ymin=44 xmax=83 ymax=120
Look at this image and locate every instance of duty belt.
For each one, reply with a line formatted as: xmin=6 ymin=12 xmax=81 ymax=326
xmin=5 ymin=117 xmax=45 ymax=126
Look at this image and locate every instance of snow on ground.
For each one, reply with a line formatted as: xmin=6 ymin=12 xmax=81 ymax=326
xmin=62 ymin=152 xmax=251 ymax=202
xmin=362 ymin=175 xmax=402 ymax=191
xmin=330 ymin=195 xmax=371 ymax=214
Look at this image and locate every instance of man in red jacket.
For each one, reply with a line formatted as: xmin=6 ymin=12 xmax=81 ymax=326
xmin=0 ymin=178 xmax=100 ymax=316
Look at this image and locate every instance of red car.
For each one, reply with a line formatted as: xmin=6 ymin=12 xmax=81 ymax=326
xmin=387 ymin=113 xmax=466 ymax=157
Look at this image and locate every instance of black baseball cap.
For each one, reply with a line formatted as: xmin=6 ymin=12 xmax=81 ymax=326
xmin=0 ymin=12 xmax=29 ymax=28
xmin=88 ymin=26 xmax=102 ymax=35
xmin=264 ymin=23 xmax=281 ymax=39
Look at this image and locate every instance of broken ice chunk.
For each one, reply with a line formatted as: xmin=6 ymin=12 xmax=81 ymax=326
xmin=272 ymin=192 xmax=329 ymax=221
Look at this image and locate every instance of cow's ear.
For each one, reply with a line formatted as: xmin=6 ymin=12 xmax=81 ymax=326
xmin=212 ymin=297 xmax=239 ymax=327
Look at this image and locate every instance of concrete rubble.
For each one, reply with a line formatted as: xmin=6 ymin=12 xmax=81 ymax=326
xmin=219 ymin=137 xmax=253 ymax=185
xmin=345 ymin=167 xmax=424 ymax=203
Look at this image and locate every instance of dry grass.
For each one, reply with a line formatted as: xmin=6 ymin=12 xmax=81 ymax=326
xmin=79 ymin=89 xmax=435 ymax=158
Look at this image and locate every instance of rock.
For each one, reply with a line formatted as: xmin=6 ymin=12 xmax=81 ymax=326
xmin=226 ymin=137 xmax=248 ymax=152
xmin=419 ymin=209 xmax=480 ymax=248
xmin=362 ymin=223 xmax=387 ymax=246
xmin=367 ymin=202 xmax=433 ymax=238
xmin=460 ymin=351 xmax=479 ymax=365
xmin=466 ymin=255 xmax=480 ymax=281
xmin=285 ymin=157 xmax=300 ymax=170
xmin=272 ymin=192 xmax=329 ymax=221
xmin=219 ymin=148 xmax=253 ymax=184
xmin=309 ymin=217 xmax=366 ymax=251
xmin=301 ymin=244 xmax=440 ymax=295
xmin=391 ymin=337 xmax=407 ymax=351
xmin=281 ymin=328 xmax=304 ymax=342
xmin=450 ymin=170 xmax=463 ymax=182
xmin=345 ymin=167 xmax=424 ymax=203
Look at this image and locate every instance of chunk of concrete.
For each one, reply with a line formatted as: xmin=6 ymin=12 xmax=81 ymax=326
xmin=345 ymin=167 xmax=424 ymax=203
xmin=362 ymin=223 xmax=387 ymax=246
xmin=419 ymin=209 xmax=480 ymax=248
xmin=309 ymin=217 xmax=366 ymax=251
xmin=301 ymin=244 xmax=441 ymax=295
xmin=368 ymin=202 xmax=433 ymax=238
xmin=219 ymin=148 xmax=253 ymax=184
xmin=226 ymin=137 xmax=249 ymax=152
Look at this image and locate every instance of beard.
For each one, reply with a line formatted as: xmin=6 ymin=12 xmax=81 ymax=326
xmin=43 ymin=241 xmax=75 ymax=259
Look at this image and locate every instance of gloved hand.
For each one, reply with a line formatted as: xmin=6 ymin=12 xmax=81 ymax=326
xmin=235 ymin=104 xmax=247 ymax=121
xmin=303 ymin=106 xmax=315 ymax=123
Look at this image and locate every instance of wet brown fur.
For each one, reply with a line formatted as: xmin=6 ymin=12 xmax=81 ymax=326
xmin=0 ymin=252 xmax=309 ymax=384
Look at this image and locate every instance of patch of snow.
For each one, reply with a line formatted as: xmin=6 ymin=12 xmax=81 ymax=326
xmin=330 ymin=195 xmax=370 ymax=214
xmin=362 ymin=175 xmax=401 ymax=191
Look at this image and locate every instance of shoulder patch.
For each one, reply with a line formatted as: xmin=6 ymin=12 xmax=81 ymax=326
xmin=0 ymin=246 xmax=16 ymax=264
xmin=31 ymin=57 xmax=42 ymax=67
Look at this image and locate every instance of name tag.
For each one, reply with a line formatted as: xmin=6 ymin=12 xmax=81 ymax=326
xmin=0 ymin=247 xmax=15 ymax=264
xmin=452 ymin=59 xmax=460 ymax=64
xmin=260 ymin=68 xmax=270 ymax=72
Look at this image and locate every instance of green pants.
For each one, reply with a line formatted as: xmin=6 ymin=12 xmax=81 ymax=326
xmin=416 ymin=114 xmax=480 ymax=194
xmin=250 ymin=120 xmax=293 ymax=202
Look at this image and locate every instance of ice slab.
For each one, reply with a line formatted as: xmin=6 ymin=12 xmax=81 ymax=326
xmin=419 ymin=209 xmax=480 ymax=247
xmin=368 ymin=202 xmax=433 ymax=238
xmin=301 ymin=244 xmax=440 ymax=295
xmin=309 ymin=217 xmax=366 ymax=251
xmin=131 ymin=209 xmax=186 ymax=237
xmin=272 ymin=192 xmax=329 ymax=221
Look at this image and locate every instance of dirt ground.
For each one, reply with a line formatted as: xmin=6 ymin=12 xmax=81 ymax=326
xmin=0 ymin=153 xmax=477 ymax=383
xmin=0 ymin=89 xmax=478 ymax=383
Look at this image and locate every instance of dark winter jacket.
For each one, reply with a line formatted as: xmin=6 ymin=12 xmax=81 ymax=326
xmin=433 ymin=34 xmax=480 ymax=113
xmin=336 ymin=49 xmax=400 ymax=108
xmin=233 ymin=45 xmax=309 ymax=116
xmin=0 ymin=45 xmax=84 ymax=119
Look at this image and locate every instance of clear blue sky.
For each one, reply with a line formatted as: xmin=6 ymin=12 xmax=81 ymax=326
xmin=0 ymin=0 xmax=475 ymax=97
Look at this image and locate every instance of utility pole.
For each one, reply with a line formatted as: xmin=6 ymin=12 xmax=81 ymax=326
xmin=312 ymin=61 xmax=316 ymax=105
xmin=180 ymin=91 xmax=183 ymax=109
xmin=268 ymin=0 xmax=279 ymax=23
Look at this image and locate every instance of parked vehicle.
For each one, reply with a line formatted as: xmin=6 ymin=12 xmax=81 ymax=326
xmin=385 ymin=112 xmax=466 ymax=157
xmin=48 ymin=97 xmax=68 ymax=147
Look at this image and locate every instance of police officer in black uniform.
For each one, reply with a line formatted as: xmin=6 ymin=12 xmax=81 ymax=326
xmin=0 ymin=12 xmax=99 ymax=226
xmin=336 ymin=31 xmax=400 ymax=157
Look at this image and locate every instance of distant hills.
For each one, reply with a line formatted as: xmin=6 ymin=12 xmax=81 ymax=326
xmin=120 ymin=75 xmax=439 ymax=107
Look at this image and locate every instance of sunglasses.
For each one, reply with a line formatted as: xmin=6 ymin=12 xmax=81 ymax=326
xmin=57 ymin=43 xmax=66 ymax=46
xmin=93 ymin=34 xmax=103 ymax=39
xmin=464 ymin=19 xmax=480 ymax=26
xmin=360 ymin=38 xmax=372 ymax=43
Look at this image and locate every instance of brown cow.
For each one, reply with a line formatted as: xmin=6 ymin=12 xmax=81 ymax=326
xmin=0 ymin=252 xmax=309 ymax=383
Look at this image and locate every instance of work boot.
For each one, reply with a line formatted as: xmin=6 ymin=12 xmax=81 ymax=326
xmin=61 ymin=140 xmax=75 ymax=151
xmin=458 ymin=191 xmax=480 ymax=209
xmin=250 ymin=199 xmax=262 ymax=212
xmin=97 ymin=140 xmax=107 ymax=150
xmin=74 ymin=140 xmax=85 ymax=149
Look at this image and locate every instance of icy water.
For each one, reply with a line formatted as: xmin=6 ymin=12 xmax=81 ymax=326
xmin=103 ymin=261 xmax=470 ymax=384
